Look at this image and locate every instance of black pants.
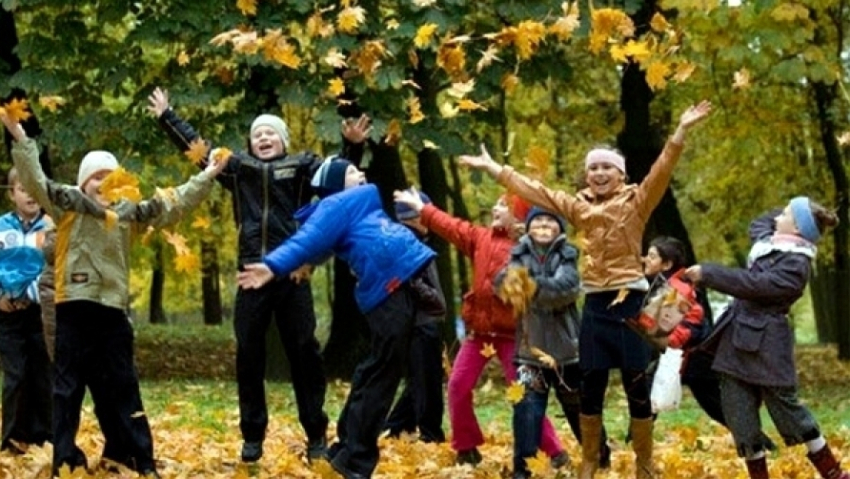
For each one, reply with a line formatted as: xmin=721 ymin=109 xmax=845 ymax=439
xmin=333 ymin=287 xmax=415 ymax=476
xmin=53 ymin=301 xmax=155 ymax=473
xmin=681 ymin=349 xmax=725 ymax=425
xmin=0 ymin=303 xmax=52 ymax=450
xmin=385 ymin=320 xmax=445 ymax=443
xmin=234 ymin=278 xmax=328 ymax=443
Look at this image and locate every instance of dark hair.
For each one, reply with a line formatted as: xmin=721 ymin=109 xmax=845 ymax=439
xmin=649 ymin=236 xmax=688 ymax=273
xmin=810 ymin=200 xmax=839 ymax=233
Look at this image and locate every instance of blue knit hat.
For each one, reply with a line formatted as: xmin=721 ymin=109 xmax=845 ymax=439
xmin=395 ymin=190 xmax=431 ymax=221
xmin=0 ymin=246 xmax=44 ymax=299
xmin=311 ymin=158 xmax=353 ymax=198
xmin=525 ymin=206 xmax=564 ymax=233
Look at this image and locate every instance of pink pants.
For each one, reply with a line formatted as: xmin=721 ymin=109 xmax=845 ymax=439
xmin=448 ymin=335 xmax=564 ymax=455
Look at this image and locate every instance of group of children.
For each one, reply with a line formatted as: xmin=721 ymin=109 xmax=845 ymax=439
xmin=0 ymin=93 xmax=847 ymax=479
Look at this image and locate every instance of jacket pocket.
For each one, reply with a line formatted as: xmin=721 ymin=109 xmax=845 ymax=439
xmin=731 ymin=316 xmax=766 ymax=353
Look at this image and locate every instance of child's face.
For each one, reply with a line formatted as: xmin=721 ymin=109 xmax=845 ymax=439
xmin=490 ymin=197 xmax=516 ymax=229
xmin=250 ymin=126 xmax=286 ymax=160
xmin=82 ymin=170 xmax=113 ymax=206
xmin=527 ymin=215 xmax=560 ymax=245
xmin=8 ymin=181 xmax=40 ymax=219
xmin=643 ymin=246 xmax=672 ymax=277
xmin=343 ymin=164 xmax=366 ymax=190
xmin=585 ymin=162 xmax=625 ymax=199
xmin=774 ymin=206 xmax=799 ymax=235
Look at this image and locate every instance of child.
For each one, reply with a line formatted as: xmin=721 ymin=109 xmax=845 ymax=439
xmin=392 ymin=190 xmax=569 ymax=468
xmin=0 ymin=167 xmax=52 ymax=453
xmin=498 ymin=207 xmax=610 ymax=479
xmin=2 ymin=112 xmax=226 ymax=478
xmin=459 ymin=100 xmax=711 ymax=478
xmin=237 ymin=160 xmax=435 ymax=479
xmin=683 ymin=198 xmax=848 ymax=479
xmin=384 ymin=190 xmax=447 ymax=443
xmin=148 ymin=88 xmax=370 ymax=462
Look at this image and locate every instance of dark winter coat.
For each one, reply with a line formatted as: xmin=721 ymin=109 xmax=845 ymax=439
xmin=700 ymin=209 xmax=814 ymax=388
xmin=158 ymin=109 xmax=363 ymax=264
xmin=409 ymin=251 xmax=447 ymax=326
xmin=496 ymin=235 xmax=582 ymax=368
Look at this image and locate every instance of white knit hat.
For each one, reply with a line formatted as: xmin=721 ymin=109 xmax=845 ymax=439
xmin=250 ymin=114 xmax=291 ymax=150
xmin=77 ymin=151 xmax=119 ymax=188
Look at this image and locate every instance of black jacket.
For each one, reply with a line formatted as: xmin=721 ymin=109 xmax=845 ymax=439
xmin=158 ymin=109 xmax=363 ymax=264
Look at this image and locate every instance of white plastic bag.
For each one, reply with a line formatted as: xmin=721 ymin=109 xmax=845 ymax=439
xmin=650 ymin=348 xmax=684 ymax=413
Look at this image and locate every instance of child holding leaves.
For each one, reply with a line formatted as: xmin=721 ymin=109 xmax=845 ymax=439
xmin=459 ymin=100 xmax=711 ymax=478
xmin=392 ymin=190 xmax=569 ymax=468
xmin=684 ymin=199 xmax=848 ymax=479
xmin=496 ymin=207 xmax=610 ymax=479
xmin=2 ymin=110 xmax=226 ymax=478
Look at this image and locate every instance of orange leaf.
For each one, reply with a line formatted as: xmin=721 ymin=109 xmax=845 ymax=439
xmin=505 ymin=381 xmax=525 ymax=404
xmin=480 ymin=342 xmax=497 ymax=358
xmin=1 ymin=98 xmax=32 ymax=123
xmin=236 ymin=0 xmax=257 ymax=16
xmin=162 ymin=230 xmax=191 ymax=256
xmin=191 ymin=216 xmax=212 ymax=230
xmin=174 ymin=251 xmax=200 ymax=273
xmin=38 ymin=96 xmax=66 ymax=112
xmin=185 ymin=139 xmax=210 ymax=165
xmin=211 ymin=147 xmax=233 ymax=165
xmin=609 ymin=288 xmax=629 ymax=306
xmin=525 ymin=449 xmax=551 ymax=476
xmin=100 ymin=167 xmax=142 ymax=204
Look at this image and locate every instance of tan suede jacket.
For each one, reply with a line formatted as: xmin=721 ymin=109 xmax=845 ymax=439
xmin=497 ymin=140 xmax=684 ymax=288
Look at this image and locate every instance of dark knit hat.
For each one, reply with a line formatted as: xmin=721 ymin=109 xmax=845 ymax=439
xmin=395 ymin=190 xmax=431 ymax=221
xmin=525 ymin=206 xmax=565 ymax=233
xmin=311 ymin=158 xmax=352 ymax=198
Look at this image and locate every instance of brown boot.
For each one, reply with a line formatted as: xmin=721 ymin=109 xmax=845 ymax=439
xmin=630 ymin=417 xmax=655 ymax=479
xmin=745 ymin=456 xmax=769 ymax=479
xmin=808 ymin=444 xmax=850 ymax=479
xmin=578 ymin=414 xmax=602 ymax=479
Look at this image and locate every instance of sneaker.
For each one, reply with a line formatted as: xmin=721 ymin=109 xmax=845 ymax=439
xmin=241 ymin=440 xmax=263 ymax=462
xmin=551 ymin=451 xmax=571 ymax=469
xmin=307 ymin=437 xmax=327 ymax=461
xmin=455 ymin=448 xmax=482 ymax=465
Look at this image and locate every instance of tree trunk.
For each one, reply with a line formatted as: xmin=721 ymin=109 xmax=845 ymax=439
xmin=200 ymin=238 xmax=222 ymax=325
xmin=148 ymin=242 xmax=168 ymax=324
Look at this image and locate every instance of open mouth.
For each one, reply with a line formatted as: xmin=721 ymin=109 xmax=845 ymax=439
xmin=256 ymin=143 xmax=274 ymax=156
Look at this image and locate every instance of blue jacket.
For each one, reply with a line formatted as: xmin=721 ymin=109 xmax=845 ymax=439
xmin=0 ymin=211 xmax=50 ymax=301
xmin=263 ymin=184 xmax=435 ymax=313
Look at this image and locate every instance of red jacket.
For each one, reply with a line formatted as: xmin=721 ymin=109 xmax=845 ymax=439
xmin=419 ymin=205 xmax=516 ymax=337
xmin=665 ymin=271 xmax=705 ymax=350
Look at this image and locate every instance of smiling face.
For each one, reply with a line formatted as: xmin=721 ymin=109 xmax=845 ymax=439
xmin=82 ymin=170 xmax=113 ymax=206
xmin=774 ymin=205 xmax=799 ymax=235
xmin=527 ymin=214 xmax=561 ymax=246
xmin=343 ymin=164 xmax=366 ymax=190
xmin=585 ymin=162 xmax=625 ymax=199
xmin=250 ymin=126 xmax=286 ymax=160
xmin=8 ymin=181 xmax=40 ymax=220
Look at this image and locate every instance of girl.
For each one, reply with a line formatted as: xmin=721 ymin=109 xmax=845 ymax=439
xmin=684 ymin=199 xmax=848 ymax=479
xmin=459 ymin=100 xmax=711 ymax=478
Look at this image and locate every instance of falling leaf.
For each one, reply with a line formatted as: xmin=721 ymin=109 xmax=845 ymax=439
xmin=733 ymin=68 xmax=751 ymax=89
xmin=505 ymin=381 xmax=525 ymax=404
xmin=38 ymin=96 xmax=66 ymax=112
xmin=100 ymin=167 xmax=143 ymax=204
xmin=175 ymin=251 xmax=201 ymax=273
xmin=422 ymin=139 xmax=439 ymax=150
xmin=385 ymin=18 xmax=400 ymax=30
xmin=0 ymin=98 xmax=32 ymax=123
xmin=104 ymin=210 xmax=118 ymax=230
xmin=141 ymin=225 xmax=156 ymax=245
xmin=236 ymin=0 xmax=257 ymax=16
xmin=513 ymin=21 xmax=547 ymax=60
xmin=645 ymin=60 xmax=671 ymax=91
xmin=262 ymin=32 xmax=302 ymax=69
xmin=185 ymin=139 xmax=211 ymax=165
xmin=530 ymin=347 xmax=557 ymax=369
xmin=177 ymin=51 xmax=190 ymax=66
xmin=609 ymin=288 xmax=629 ymax=306
xmin=498 ymin=266 xmax=537 ymax=317
xmin=436 ymin=44 xmax=467 ymax=81
xmin=407 ymin=96 xmax=425 ymax=124
xmin=414 ymin=23 xmax=439 ymax=48
xmin=476 ymin=45 xmax=502 ymax=72
xmin=525 ymin=450 xmax=551 ymax=476
xmin=524 ymin=145 xmax=550 ymax=179
xmin=447 ymin=79 xmax=475 ymax=99
xmin=191 ymin=216 xmax=212 ymax=230
xmin=337 ymin=2 xmax=366 ymax=34
xmin=457 ymin=99 xmax=486 ymax=111
xmin=327 ymin=77 xmax=346 ymax=97
xmin=650 ymin=12 xmax=670 ymax=32
xmin=837 ymin=131 xmax=850 ymax=146
xmin=480 ymin=342 xmax=497 ymax=358
xmin=155 ymin=186 xmax=180 ymax=206
xmin=673 ymin=62 xmax=696 ymax=83
xmin=163 ymin=230 xmax=191 ymax=256
xmin=401 ymin=79 xmax=421 ymax=89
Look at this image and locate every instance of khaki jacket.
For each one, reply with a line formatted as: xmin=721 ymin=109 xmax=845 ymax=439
xmin=12 ymin=138 xmax=215 ymax=311
xmin=497 ymin=140 xmax=683 ymax=288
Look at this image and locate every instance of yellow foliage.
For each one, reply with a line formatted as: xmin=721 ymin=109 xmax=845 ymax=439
xmin=177 ymin=50 xmax=190 ymax=66
xmin=524 ymin=145 xmax=550 ymax=180
xmin=328 ymin=77 xmax=346 ymax=97
xmin=236 ymin=0 xmax=257 ymax=16
xmin=38 ymin=96 xmax=66 ymax=112
xmin=501 ymin=73 xmax=519 ymax=94
xmin=436 ymin=44 xmax=467 ymax=81
xmin=185 ymin=139 xmax=210 ymax=165
xmin=525 ymin=450 xmax=551 ymax=477
xmin=0 ymin=98 xmax=32 ymax=123
xmin=650 ymin=12 xmax=671 ymax=32
xmin=414 ymin=23 xmax=439 ymax=48
xmin=191 ymin=216 xmax=211 ymax=230
xmin=505 ymin=381 xmax=526 ymax=404
xmin=338 ymin=4 xmax=366 ymax=34
xmin=100 ymin=167 xmax=143 ymax=204
xmin=262 ymin=31 xmax=301 ymax=69
xmin=498 ymin=266 xmax=537 ymax=318
xmin=480 ymin=342 xmax=497 ymax=358
xmin=457 ymin=99 xmax=486 ymax=111
xmin=645 ymin=60 xmax=671 ymax=90
xmin=351 ymin=40 xmax=387 ymax=77
xmin=407 ymin=96 xmax=425 ymax=124
xmin=771 ymin=3 xmax=810 ymax=22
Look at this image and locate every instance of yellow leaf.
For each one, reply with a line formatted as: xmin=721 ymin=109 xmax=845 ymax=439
xmin=422 ymin=139 xmax=439 ymax=150
xmin=177 ymin=50 xmax=190 ymax=66
xmin=673 ymin=62 xmax=696 ymax=83
xmin=323 ymin=48 xmax=348 ymax=68
xmin=104 ymin=210 xmax=118 ymax=230
xmin=514 ymin=21 xmax=547 ymax=60
xmin=457 ymin=99 xmax=486 ymax=111
xmin=610 ymin=288 xmax=629 ymax=306
xmin=338 ymin=5 xmax=366 ymax=34
xmin=476 ymin=45 xmax=502 ymax=72
xmin=447 ymin=79 xmax=475 ymax=98
xmin=645 ymin=60 xmax=671 ymax=91
xmin=100 ymin=167 xmax=142 ymax=204
xmin=327 ymin=77 xmax=346 ymax=97
xmin=262 ymin=33 xmax=302 ymax=69
xmin=650 ymin=12 xmax=670 ymax=32
xmin=174 ymin=251 xmax=200 ymax=273
xmin=436 ymin=44 xmax=467 ymax=81
xmin=236 ymin=0 xmax=257 ymax=16
xmin=385 ymin=18 xmax=400 ymax=30
xmin=155 ymin=187 xmax=179 ymax=206
xmin=524 ymin=145 xmax=550 ymax=179
xmin=525 ymin=449 xmax=551 ymax=477
xmin=162 ymin=230 xmax=191 ymax=256
xmin=501 ymin=73 xmax=519 ymax=94
xmin=211 ymin=147 xmax=233 ymax=165
xmin=384 ymin=119 xmax=402 ymax=146
xmin=191 ymin=216 xmax=212 ymax=230
xmin=505 ymin=381 xmax=525 ymax=404
xmin=498 ymin=266 xmax=537 ymax=318
xmin=733 ymin=68 xmax=751 ymax=89
xmin=407 ymin=97 xmax=425 ymax=124
xmin=838 ymin=131 xmax=850 ymax=146
xmin=351 ymin=40 xmax=387 ymax=77
xmin=414 ymin=23 xmax=439 ymax=48
xmin=140 ymin=225 xmax=156 ymax=245
xmin=530 ymin=347 xmax=557 ymax=369
xmin=1 ymin=98 xmax=32 ymax=123
xmin=480 ymin=342 xmax=497 ymax=358
xmin=38 ymin=96 xmax=66 ymax=112
xmin=591 ymin=8 xmax=634 ymax=40
xmin=185 ymin=139 xmax=210 ymax=165
xmin=439 ymin=102 xmax=459 ymax=118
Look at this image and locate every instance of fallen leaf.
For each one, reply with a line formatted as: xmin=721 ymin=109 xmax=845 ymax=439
xmin=525 ymin=449 xmax=551 ymax=476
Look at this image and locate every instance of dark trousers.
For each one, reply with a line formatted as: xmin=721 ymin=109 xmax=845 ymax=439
xmin=53 ymin=301 xmax=155 ymax=473
xmin=332 ymin=287 xmax=415 ymax=476
xmin=582 ymin=367 xmax=652 ymax=418
xmin=681 ymin=350 xmax=725 ymax=425
xmin=513 ymin=363 xmax=608 ymax=474
xmin=0 ymin=303 xmax=52 ymax=449
xmin=234 ymin=278 xmax=328 ymax=443
xmin=384 ymin=321 xmax=445 ymax=443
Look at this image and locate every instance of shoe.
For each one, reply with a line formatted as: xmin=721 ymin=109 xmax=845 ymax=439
xmin=455 ymin=448 xmax=482 ymax=465
xmin=307 ymin=437 xmax=327 ymax=461
xmin=330 ymin=453 xmax=370 ymax=479
xmin=324 ymin=441 xmax=342 ymax=462
xmin=139 ymin=469 xmax=162 ymax=479
xmin=551 ymin=451 xmax=571 ymax=469
xmin=241 ymin=440 xmax=263 ymax=462
xmin=512 ymin=471 xmax=531 ymax=479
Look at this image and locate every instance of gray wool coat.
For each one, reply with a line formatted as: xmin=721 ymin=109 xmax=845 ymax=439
xmin=700 ymin=209 xmax=814 ymax=387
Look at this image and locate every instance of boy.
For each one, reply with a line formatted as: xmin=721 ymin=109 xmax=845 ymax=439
xmin=2 ymin=112 xmax=226 ymax=478
xmin=0 ymin=167 xmax=52 ymax=453
xmin=148 ymin=88 xmax=369 ymax=462
xmin=237 ymin=159 xmax=435 ymax=479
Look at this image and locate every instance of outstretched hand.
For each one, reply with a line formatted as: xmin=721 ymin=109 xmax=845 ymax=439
xmin=682 ymin=265 xmax=703 ymax=283
xmin=0 ymin=112 xmax=26 ymax=142
xmin=678 ymin=100 xmax=712 ymax=130
xmin=393 ymin=186 xmax=425 ymax=214
xmin=342 ymin=114 xmax=372 ymax=144
xmin=458 ymin=144 xmax=502 ymax=178
xmin=147 ymin=87 xmax=170 ymax=118
xmin=204 ymin=149 xmax=230 ymax=177
xmin=237 ymin=263 xmax=275 ymax=290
